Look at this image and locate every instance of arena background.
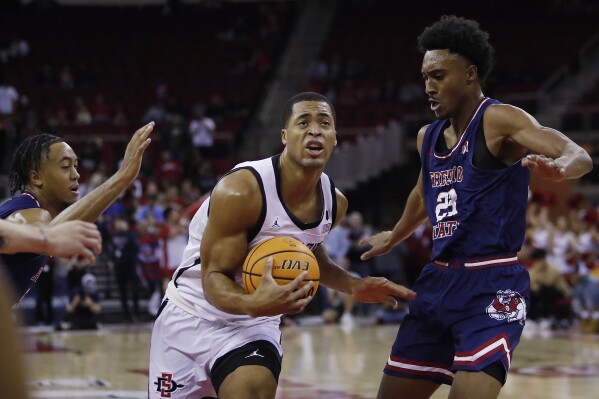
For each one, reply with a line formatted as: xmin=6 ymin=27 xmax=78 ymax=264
xmin=1 ymin=1 xmax=599 ymax=398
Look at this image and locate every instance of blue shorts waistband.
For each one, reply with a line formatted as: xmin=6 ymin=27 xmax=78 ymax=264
xmin=432 ymin=254 xmax=519 ymax=270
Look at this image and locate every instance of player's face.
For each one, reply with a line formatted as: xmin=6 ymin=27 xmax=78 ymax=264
xmin=37 ymin=142 xmax=80 ymax=208
xmin=421 ymin=50 xmax=475 ymax=119
xmin=281 ymin=100 xmax=337 ymax=168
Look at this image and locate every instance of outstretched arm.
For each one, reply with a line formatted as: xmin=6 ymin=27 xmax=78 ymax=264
xmin=50 ymin=122 xmax=154 ymax=225
xmin=360 ymin=125 xmax=430 ymax=260
xmin=0 ymin=219 xmax=101 ymax=264
xmin=485 ymin=104 xmax=592 ymax=181
xmin=316 ymin=190 xmax=416 ymax=306
xmin=314 ymin=244 xmax=416 ymax=308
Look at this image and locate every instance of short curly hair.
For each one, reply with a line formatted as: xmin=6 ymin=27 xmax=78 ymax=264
xmin=418 ymin=15 xmax=495 ymax=82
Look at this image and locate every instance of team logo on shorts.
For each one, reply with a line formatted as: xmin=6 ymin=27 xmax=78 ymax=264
xmin=154 ymin=372 xmax=185 ymax=398
xmin=486 ymin=289 xmax=527 ymax=324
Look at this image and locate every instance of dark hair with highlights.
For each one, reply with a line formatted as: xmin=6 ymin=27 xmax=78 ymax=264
xmin=9 ymin=134 xmax=65 ymax=195
xmin=418 ymin=15 xmax=495 ymax=82
xmin=281 ymin=92 xmax=336 ymax=128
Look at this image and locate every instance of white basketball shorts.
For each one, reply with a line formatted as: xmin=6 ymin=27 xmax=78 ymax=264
xmin=148 ymin=300 xmax=282 ymax=398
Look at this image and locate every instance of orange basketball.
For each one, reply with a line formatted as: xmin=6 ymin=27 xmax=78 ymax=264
xmin=242 ymin=237 xmax=320 ymax=298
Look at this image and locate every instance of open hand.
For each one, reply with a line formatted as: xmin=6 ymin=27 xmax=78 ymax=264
xmin=359 ymin=231 xmax=393 ymax=260
xmin=119 ymin=122 xmax=154 ymax=183
xmin=352 ymin=276 xmax=416 ymax=308
xmin=45 ymin=221 xmax=102 ymax=264
xmin=522 ymin=154 xmax=566 ymax=181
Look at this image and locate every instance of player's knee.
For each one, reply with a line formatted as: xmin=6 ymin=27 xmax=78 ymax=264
xmin=218 ymin=365 xmax=277 ymax=399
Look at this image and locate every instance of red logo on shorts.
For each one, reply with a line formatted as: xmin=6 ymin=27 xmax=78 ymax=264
xmin=154 ymin=372 xmax=185 ymax=398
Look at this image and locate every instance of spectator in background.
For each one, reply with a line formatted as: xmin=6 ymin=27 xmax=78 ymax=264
xmin=195 ymin=159 xmax=218 ymax=192
xmin=74 ymin=97 xmax=92 ymax=125
xmin=160 ymin=113 xmax=189 ymax=160
xmin=163 ymin=185 xmax=186 ymax=209
xmin=371 ymin=243 xmax=411 ymax=325
xmin=0 ymin=76 xmax=19 ymax=167
xmin=113 ymin=103 xmax=129 ymax=126
xmin=79 ymin=163 xmax=108 ymax=198
xmin=110 ymin=216 xmax=140 ymax=323
xmin=18 ymin=95 xmax=39 ymax=134
xmin=0 ymin=76 xmax=19 ymax=118
xmin=60 ymin=272 xmax=102 ymax=330
xmin=160 ymin=206 xmax=189 ymax=292
xmin=34 ymin=257 xmax=55 ymax=326
xmin=142 ymin=101 xmax=166 ymax=125
xmin=90 ymin=94 xmax=112 ymax=124
xmin=78 ymin=137 xmax=103 ymax=177
xmin=528 ymin=203 xmax=552 ymax=252
xmin=570 ymin=258 xmax=599 ymax=334
xmin=135 ymin=182 xmax=165 ymax=224
xmin=548 ymin=216 xmax=578 ymax=274
xmin=156 ymin=151 xmax=183 ymax=185
xmin=137 ymin=212 xmax=163 ymax=315
xmin=189 ymin=103 xmax=216 ymax=158
xmin=322 ymin=216 xmax=355 ymax=324
xmin=346 ymin=211 xmax=373 ymax=278
xmin=180 ymin=179 xmax=202 ymax=209
xmin=528 ymin=249 xmax=573 ymax=330
xmin=346 ymin=211 xmax=374 ymax=317
xmin=576 ymin=214 xmax=598 ymax=258
xmin=66 ymin=263 xmax=88 ymax=299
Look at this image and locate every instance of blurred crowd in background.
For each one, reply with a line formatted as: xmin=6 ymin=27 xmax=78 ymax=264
xmin=1 ymin=0 xmax=599 ymax=333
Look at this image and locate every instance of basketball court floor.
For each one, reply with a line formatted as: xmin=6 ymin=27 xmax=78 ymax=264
xmin=22 ymin=320 xmax=599 ymax=399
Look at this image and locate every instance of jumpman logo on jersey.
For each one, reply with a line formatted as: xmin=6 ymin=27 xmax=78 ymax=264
xmin=461 ymin=140 xmax=469 ymax=154
xmin=245 ymin=349 xmax=265 ymax=358
xmin=271 ymin=218 xmax=280 ymax=228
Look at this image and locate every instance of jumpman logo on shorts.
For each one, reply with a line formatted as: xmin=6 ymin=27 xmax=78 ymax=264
xmin=271 ymin=218 xmax=280 ymax=228
xmin=245 ymin=349 xmax=265 ymax=358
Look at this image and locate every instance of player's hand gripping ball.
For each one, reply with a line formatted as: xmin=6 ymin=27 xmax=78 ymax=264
xmin=242 ymin=237 xmax=320 ymax=299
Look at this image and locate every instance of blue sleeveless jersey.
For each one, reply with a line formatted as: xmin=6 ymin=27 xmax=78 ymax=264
xmin=421 ymin=98 xmax=530 ymax=261
xmin=0 ymin=193 xmax=49 ymax=303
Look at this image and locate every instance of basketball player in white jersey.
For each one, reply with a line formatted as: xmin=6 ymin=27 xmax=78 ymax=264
xmin=148 ymin=92 xmax=417 ymax=399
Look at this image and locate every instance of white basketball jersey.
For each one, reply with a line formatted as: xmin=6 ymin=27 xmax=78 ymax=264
xmin=170 ymin=155 xmax=337 ymax=325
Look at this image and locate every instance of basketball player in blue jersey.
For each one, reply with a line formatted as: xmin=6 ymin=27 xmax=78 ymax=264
xmin=360 ymin=16 xmax=592 ymax=399
xmin=0 ymin=122 xmax=154 ymax=304
xmin=148 ymin=92 xmax=416 ymax=399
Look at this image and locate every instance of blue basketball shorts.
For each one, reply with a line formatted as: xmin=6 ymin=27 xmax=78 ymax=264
xmin=384 ymin=254 xmax=530 ymax=385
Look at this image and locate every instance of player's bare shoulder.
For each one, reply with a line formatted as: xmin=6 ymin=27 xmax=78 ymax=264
xmin=484 ymin=103 xmax=539 ymax=136
xmin=417 ymin=124 xmax=431 ymax=154
xmin=212 ymin=169 xmax=260 ymax=199
xmin=209 ymin=168 xmax=263 ymax=226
